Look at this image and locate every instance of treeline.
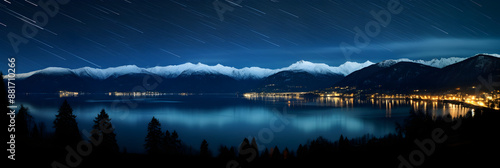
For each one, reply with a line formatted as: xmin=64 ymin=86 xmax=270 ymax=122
xmin=7 ymin=100 xmax=213 ymax=167
xmin=215 ymin=108 xmax=500 ymax=168
xmin=143 ymin=116 xmax=189 ymax=156
xmin=3 ymin=75 xmax=500 ymax=167
xmin=10 ymin=100 xmax=499 ymax=168
xmin=9 ymin=100 xmax=120 ymax=168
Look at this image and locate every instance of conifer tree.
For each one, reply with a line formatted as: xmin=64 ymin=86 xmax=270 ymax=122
xmin=92 ymin=109 xmax=119 ymax=154
xmin=145 ymin=117 xmax=163 ymax=155
xmin=17 ymin=105 xmax=32 ymax=140
xmin=171 ymin=130 xmax=181 ymax=153
xmin=271 ymin=146 xmax=281 ymax=160
xmin=200 ymin=139 xmax=210 ymax=158
xmin=53 ymin=100 xmax=81 ymax=146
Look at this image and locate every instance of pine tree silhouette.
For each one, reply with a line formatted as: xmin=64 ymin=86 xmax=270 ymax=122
xmin=32 ymin=123 xmax=40 ymax=141
xmin=239 ymin=138 xmax=255 ymax=161
xmin=38 ymin=122 xmax=46 ymax=139
xmin=271 ymin=146 xmax=281 ymax=160
xmin=297 ymin=144 xmax=306 ymax=158
xmin=145 ymin=116 xmax=163 ymax=155
xmin=17 ymin=105 xmax=32 ymax=140
xmin=283 ymin=147 xmax=289 ymax=160
xmin=200 ymin=139 xmax=210 ymax=158
xmin=171 ymin=130 xmax=181 ymax=154
xmin=53 ymin=100 xmax=81 ymax=146
xmin=261 ymin=148 xmax=270 ymax=159
xmin=15 ymin=105 xmax=33 ymax=161
xmin=92 ymin=109 xmax=119 ymax=154
xmin=339 ymin=134 xmax=344 ymax=146
xmin=250 ymin=137 xmax=259 ymax=158
xmin=163 ymin=130 xmax=172 ymax=154
xmin=218 ymin=145 xmax=231 ymax=160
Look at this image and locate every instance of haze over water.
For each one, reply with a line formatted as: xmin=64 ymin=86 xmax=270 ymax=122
xmin=17 ymin=94 xmax=471 ymax=153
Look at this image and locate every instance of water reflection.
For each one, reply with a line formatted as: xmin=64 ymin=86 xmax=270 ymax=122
xmin=244 ymin=95 xmax=472 ymax=119
xmin=16 ymin=94 xmax=472 ymax=153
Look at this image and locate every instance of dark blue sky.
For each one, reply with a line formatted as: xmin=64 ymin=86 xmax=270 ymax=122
xmin=1 ymin=0 xmax=500 ymax=73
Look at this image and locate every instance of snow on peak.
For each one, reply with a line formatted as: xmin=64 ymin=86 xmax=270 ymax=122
xmin=477 ymin=53 xmax=500 ymax=58
xmin=283 ymin=60 xmax=333 ymax=74
xmin=146 ymin=62 xmax=275 ymax=79
xmin=72 ymin=65 xmax=148 ymax=79
xmin=377 ymin=57 xmax=466 ymax=68
xmin=377 ymin=59 xmax=411 ymax=67
xmin=334 ymin=61 xmax=375 ymax=75
xmin=281 ymin=60 xmax=374 ymax=76
xmin=14 ymin=67 xmax=71 ymax=79
xmin=13 ymin=60 xmax=375 ymax=80
xmin=8 ymin=54 xmax=498 ymax=80
xmin=39 ymin=67 xmax=72 ymax=74
xmin=413 ymin=57 xmax=465 ymax=68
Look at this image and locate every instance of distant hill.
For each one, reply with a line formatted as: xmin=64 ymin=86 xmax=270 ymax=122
xmin=417 ymin=54 xmax=500 ymax=91
xmin=336 ymin=62 xmax=438 ymax=91
xmin=335 ymin=54 xmax=500 ymax=93
xmin=257 ymin=70 xmax=344 ymax=92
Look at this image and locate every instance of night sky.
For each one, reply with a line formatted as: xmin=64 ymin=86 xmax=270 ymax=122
xmin=1 ymin=0 xmax=499 ymax=73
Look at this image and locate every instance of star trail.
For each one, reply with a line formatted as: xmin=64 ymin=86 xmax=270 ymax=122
xmin=1 ymin=0 xmax=499 ymax=73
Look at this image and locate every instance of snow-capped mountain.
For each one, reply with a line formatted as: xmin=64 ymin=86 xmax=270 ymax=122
xmin=281 ymin=60 xmax=374 ymax=76
xmin=7 ymin=53 xmax=500 ymax=93
xmin=13 ymin=60 xmax=375 ymax=80
xmin=13 ymin=54 xmax=485 ymax=81
xmin=337 ymin=53 xmax=500 ymax=92
xmin=377 ymin=57 xmax=466 ymax=68
xmin=376 ymin=53 xmax=500 ymax=68
xmin=146 ymin=63 xmax=276 ymax=79
xmin=14 ymin=65 xmax=149 ymax=80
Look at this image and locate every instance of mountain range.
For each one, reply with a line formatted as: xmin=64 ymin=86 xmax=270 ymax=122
xmin=336 ymin=54 xmax=500 ymax=93
xmin=5 ymin=53 xmax=500 ymax=93
xmin=14 ymin=60 xmax=374 ymax=80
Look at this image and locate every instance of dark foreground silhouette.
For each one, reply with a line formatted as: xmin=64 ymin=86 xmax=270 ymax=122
xmin=6 ymin=99 xmax=499 ymax=168
xmin=3 ymin=73 xmax=499 ymax=168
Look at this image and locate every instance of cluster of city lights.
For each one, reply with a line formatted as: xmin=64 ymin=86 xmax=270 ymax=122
xmin=244 ymin=89 xmax=500 ymax=110
xmin=58 ymin=91 xmax=79 ymax=98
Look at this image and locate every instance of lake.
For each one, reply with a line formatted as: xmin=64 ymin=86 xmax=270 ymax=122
xmin=16 ymin=94 xmax=471 ymax=154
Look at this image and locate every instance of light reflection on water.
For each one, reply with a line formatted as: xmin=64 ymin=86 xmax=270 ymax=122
xmin=16 ymin=94 xmax=471 ymax=153
xmin=245 ymin=95 xmax=472 ymax=119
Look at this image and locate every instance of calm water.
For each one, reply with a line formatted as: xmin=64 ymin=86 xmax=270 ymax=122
xmin=16 ymin=94 xmax=471 ymax=154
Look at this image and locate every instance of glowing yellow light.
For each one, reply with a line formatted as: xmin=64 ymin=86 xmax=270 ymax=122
xmin=478 ymin=102 xmax=485 ymax=106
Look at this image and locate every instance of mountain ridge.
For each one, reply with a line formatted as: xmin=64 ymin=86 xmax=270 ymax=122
xmin=10 ymin=55 xmax=478 ymax=80
xmin=5 ymin=53 xmax=500 ymax=93
xmin=13 ymin=60 xmax=373 ymax=80
xmin=336 ymin=54 xmax=500 ymax=92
